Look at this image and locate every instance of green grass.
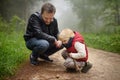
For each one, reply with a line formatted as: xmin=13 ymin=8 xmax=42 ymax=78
xmin=0 ymin=32 xmax=29 ymax=79
xmin=82 ymin=33 xmax=120 ymax=54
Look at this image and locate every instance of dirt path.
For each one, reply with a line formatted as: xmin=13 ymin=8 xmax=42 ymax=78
xmin=7 ymin=48 xmax=120 ymax=80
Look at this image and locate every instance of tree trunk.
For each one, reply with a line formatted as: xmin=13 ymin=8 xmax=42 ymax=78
xmin=114 ymin=1 xmax=120 ymax=25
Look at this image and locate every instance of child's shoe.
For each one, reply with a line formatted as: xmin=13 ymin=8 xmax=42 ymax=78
xmin=81 ymin=62 xmax=92 ymax=73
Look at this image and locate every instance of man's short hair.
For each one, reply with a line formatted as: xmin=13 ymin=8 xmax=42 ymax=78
xmin=41 ymin=3 xmax=56 ymax=14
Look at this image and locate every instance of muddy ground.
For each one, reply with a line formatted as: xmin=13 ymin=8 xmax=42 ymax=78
xmin=6 ymin=48 xmax=120 ymax=80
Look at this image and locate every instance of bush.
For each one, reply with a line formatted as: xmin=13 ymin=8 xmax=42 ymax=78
xmin=0 ymin=16 xmax=25 ymax=33
xmin=0 ymin=16 xmax=29 ymax=79
xmin=0 ymin=32 xmax=29 ymax=79
xmin=83 ymin=33 xmax=120 ymax=54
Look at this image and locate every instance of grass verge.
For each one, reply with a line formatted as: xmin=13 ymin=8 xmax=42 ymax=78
xmin=83 ymin=33 xmax=120 ymax=54
xmin=0 ymin=32 xmax=29 ymax=80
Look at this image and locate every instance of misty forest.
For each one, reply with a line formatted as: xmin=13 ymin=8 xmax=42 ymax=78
xmin=0 ymin=0 xmax=120 ymax=79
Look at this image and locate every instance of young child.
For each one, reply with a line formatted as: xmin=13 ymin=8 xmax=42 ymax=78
xmin=58 ymin=28 xmax=92 ymax=73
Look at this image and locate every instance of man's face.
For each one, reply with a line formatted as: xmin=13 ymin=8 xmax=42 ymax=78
xmin=42 ymin=11 xmax=55 ymax=25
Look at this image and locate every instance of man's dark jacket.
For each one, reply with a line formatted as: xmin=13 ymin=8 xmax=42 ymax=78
xmin=24 ymin=12 xmax=59 ymax=43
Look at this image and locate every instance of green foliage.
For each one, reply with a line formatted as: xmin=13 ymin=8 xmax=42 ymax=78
xmin=9 ymin=15 xmax=26 ymax=32
xmin=0 ymin=16 xmax=28 ymax=79
xmin=69 ymin=0 xmax=120 ymax=33
xmin=0 ymin=16 xmax=8 ymax=32
xmin=0 ymin=32 xmax=29 ymax=79
xmin=83 ymin=33 xmax=120 ymax=54
xmin=114 ymin=26 xmax=120 ymax=34
xmin=0 ymin=0 xmax=50 ymax=21
xmin=0 ymin=16 xmax=25 ymax=33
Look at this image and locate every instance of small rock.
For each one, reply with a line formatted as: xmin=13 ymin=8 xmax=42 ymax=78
xmin=56 ymin=74 xmax=60 ymax=79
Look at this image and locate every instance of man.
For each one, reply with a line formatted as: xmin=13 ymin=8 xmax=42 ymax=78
xmin=24 ymin=3 xmax=63 ymax=65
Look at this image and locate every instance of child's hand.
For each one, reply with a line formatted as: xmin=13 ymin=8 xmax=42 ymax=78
xmin=69 ymin=53 xmax=74 ymax=59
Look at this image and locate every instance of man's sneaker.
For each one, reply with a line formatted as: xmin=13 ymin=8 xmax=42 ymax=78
xmin=30 ymin=54 xmax=39 ymax=66
xmin=81 ymin=62 xmax=92 ymax=73
xmin=39 ymin=54 xmax=53 ymax=62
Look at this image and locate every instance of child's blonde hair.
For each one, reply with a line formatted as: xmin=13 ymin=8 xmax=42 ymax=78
xmin=59 ymin=28 xmax=75 ymax=41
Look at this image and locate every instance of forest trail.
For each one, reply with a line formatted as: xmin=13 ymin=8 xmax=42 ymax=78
xmin=7 ymin=48 xmax=120 ymax=80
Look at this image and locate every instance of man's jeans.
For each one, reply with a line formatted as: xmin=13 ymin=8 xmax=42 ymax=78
xmin=26 ymin=38 xmax=62 ymax=59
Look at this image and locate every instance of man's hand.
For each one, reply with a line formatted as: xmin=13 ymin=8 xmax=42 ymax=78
xmin=54 ymin=40 xmax=62 ymax=48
